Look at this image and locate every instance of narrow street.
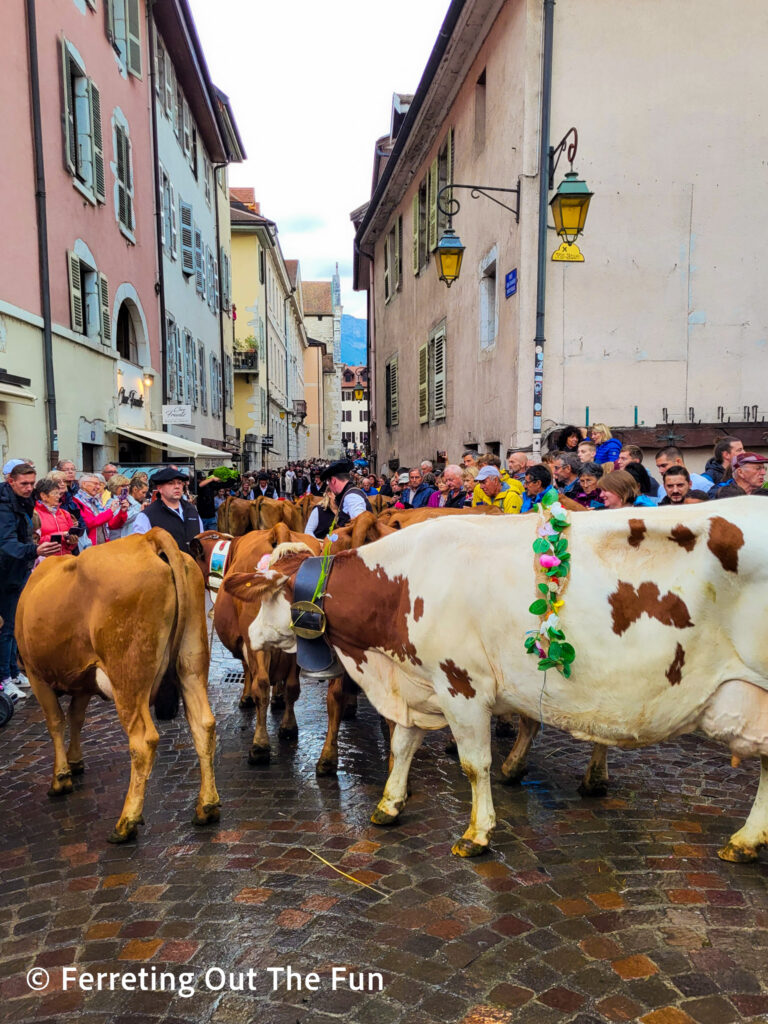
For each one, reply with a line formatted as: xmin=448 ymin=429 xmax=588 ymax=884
xmin=1 ymin=642 xmax=767 ymax=1024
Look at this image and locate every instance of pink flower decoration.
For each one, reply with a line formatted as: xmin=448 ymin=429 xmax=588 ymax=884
xmin=256 ymin=553 xmax=271 ymax=572
xmin=539 ymin=554 xmax=561 ymax=568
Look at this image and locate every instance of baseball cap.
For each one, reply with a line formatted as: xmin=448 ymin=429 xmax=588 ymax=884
xmin=476 ymin=466 xmax=501 ymax=482
xmin=397 ymin=472 xmax=410 ymax=484
xmin=2 ymin=459 xmax=26 ymax=475
xmin=732 ymin=452 xmax=768 ymax=470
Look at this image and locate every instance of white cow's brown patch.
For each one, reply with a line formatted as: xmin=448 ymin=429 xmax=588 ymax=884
xmin=608 ymin=581 xmax=694 ymax=636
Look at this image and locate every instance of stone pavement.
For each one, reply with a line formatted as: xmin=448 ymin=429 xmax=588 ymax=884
xmin=1 ymin=640 xmax=767 ymax=1024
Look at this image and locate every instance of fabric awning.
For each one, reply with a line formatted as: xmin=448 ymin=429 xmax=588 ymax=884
xmin=115 ymin=426 xmax=228 ymax=459
xmin=0 ymin=382 xmax=37 ymax=406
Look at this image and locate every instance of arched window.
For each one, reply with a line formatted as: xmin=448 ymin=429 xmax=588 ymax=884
xmin=116 ymin=299 xmax=139 ymax=363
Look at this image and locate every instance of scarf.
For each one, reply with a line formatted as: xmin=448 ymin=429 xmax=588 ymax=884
xmin=75 ymin=488 xmax=106 ymax=516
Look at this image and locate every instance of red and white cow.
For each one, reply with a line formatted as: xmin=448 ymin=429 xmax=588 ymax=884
xmin=224 ymin=498 xmax=768 ymax=862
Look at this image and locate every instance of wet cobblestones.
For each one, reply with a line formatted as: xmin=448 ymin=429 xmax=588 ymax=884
xmin=1 ymin=641 xmax=767 ymax=1022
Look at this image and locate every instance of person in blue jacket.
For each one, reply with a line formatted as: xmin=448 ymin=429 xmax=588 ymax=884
xmin=401 ymin=467 xmax=435 ymax=508
xmin=590 ymin=423 xmax=622 ymax=465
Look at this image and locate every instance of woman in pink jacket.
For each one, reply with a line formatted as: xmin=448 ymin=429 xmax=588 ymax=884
xmin=73 ymin=474 xmax=128 ymax=546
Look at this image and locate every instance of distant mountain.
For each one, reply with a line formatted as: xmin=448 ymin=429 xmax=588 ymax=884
xmin=341 ymin=315 xmax=367 ymax=366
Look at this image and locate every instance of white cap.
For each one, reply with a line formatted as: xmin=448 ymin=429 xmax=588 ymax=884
xmin=476 ymin=466 xmax=501 ymax=482
xmin=3 ymin=459 xmax=27 ymax=475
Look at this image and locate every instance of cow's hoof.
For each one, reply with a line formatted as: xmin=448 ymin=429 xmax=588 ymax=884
xmin=495 ymin=718 xmax=516 ymax=739
xmin=451 ymin=838 xmax=489 ymax=858
xmin=192 ymin=802 xmax=221 ymax=826
xmin=278 ymin=725 xmax=298 ymax=741
xmin=68 ymin=759 xmax=85 ymax=776
xmin=315 ymin=758 xmax=338 ymax=777
xmin=341 ymin=702 xmax=357 ymax=721
xmin=718 ymin=841 xmax=759 ymax=863
xmin=239 ymin=695 xmax=256 ymax=709
xmin=370 ymin=805 xmax=400 ymax=826
xmin=47 ymin=774 xmax=73 ymax=797
xmin=270 ymin=696 xmax=286 ymax=713
xmin=444 ymin=739 xmax=459 ymax=758
xmin=107 ymin=823 xmax=139 ymax=844
xmin=578 ymin=781 xmax=608 ymax=798
xmin=248 ymin=745 xmax=270 ymax=766
xmin=499 ymin=767 xmax=527 ymax=786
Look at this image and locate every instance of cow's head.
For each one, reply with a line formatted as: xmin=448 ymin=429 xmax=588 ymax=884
xmin=222 ymin=544 xmax=313 ymax=652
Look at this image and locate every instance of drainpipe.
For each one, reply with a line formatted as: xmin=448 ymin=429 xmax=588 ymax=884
xmin=531 ymin=0 xmax=556 ymax=457
xmin=213 ymin=162 xmax=228 ymax=450
xmin=25 ymin=0 xmax=58 ymax=467
xmin=147 ymin=2 xmax=168 ymax=420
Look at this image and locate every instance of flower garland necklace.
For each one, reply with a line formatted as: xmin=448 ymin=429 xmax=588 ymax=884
xmin=523 ymin=488 xmax=576 ymax=677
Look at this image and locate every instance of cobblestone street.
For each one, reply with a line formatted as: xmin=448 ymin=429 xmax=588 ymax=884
xmin=1 ymin=641 xmax=768 ymax=1024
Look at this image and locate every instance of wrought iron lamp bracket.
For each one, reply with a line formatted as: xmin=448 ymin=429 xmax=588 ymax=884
xmin=548 ymin=126 xmax=579 ymax=190
xmin=436 ymin=180 xmax=521 ymax=225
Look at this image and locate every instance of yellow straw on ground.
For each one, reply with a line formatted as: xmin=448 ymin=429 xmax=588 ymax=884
xmin=304 ymin=848 xmax=388 ymax=898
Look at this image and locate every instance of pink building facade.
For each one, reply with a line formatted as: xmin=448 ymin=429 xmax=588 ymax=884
xmin=0 ymin=0 xmax=160 ymax=470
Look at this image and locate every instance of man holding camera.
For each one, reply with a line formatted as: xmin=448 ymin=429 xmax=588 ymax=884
xmin=131 ymin=467 xmax=203 ymax=554
xmin=0 ymin=463 xmax=61 ymax=701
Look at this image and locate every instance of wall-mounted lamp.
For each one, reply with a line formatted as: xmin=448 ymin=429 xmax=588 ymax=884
xmin=143 ymin=373 xmax=153 ymax=387
xmin=435 ymin=181 xmax=520 ymax=287
xmin=548 ymin=128 xmax=593 ymax=262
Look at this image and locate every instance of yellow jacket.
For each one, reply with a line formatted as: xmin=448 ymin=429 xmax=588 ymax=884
xmin=472 ymin=477 xmax=523 ymax=514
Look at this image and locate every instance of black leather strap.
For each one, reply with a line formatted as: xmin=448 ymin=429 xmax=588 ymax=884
xmin=291 ymin=556 xmax=338 ymax=673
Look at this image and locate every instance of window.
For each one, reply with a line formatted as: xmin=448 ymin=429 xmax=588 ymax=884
xmin=115 ymin=122 xmax=134 ymax=236
xmin=418 ymin=343 xmax=429 ymax=424
xmin=175 ymin=83 xmax=183 ymax=139
xmin=384 ymin=216 xmax=401 ymax=303
xmin=219 ymin=248 xmax=231 ymax=313
xmin=165 ymin=314 xmax=178 ymax=399
xmin=106 ymin=0 xmax=142 ymax=78
xmin=209 ymin=354 xmax=223 ymax=418
xmin=198 ymin=341 xmax=207 ymax=413
xmin=116 ymin=302 xmax=138 ymax=362
xmin=428 ymin=128 xmax=453 ymax=252
xmin=155 ymin=33 xmax=166 ymax=99
xmin=260 ymin=387 xmax=267 ymax=425
xmin=202 ymin=156 xmax=212 ymax=206
xmin=160 ymin=166 xmax=177 ymax=258
xmin=60 ymin=41 xmax=105 ymax=204
xmin=194 ymin=227 xmax=205 ymax=295
xmin=183 ymin=330 xmax=195 ymax=406
xmin=430 ymin=325 xmax=447 ymax=421
xmin=479 ymin=248 xmax=498 ymax=349
xmin=474 ymin=69 xmax=486 ymax=151
xmin=412 ymin=179 xmax=429 ymax=275
xmin=67 ymin=250 xmax=110 ymax=343
xmin=342 ymin=409 xmax=351 ymax=422
xmin=360 ymin=409 xmax=368 ymax=422
xmin=180 ymin=201 xmax=194 ymax=276
xmin=225 ymin=354 xmax=233 ymax=409
xmin=385 ymin=356 xmax=399 ymax=429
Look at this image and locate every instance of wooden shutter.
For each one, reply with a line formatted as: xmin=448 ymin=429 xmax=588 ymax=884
xmin=164 ymin=55 xmax=174 ymax=117
xmin=433 ymin=329 xmax=446 ymax=420
xmin=99 ymin=274 xmax=111 ymax=343
xmin=116 ymin=125 xmax=133 ymax=230
xmin=166 ymin=318 xmax=176 ymax=398
xmin=213 ymin=253 xmax=220 ymax=312
xmin=198 ymin=342 xmax=207 ymax=412
xmin=428 ymin=157 xmax=438 ymax=251
xmin=389 ymin=356 xmax=399 ymax=427
xmin=393 ymin=217 xmax=401 ymax=292
xmin=159 ymin=168 xmax=167 ymax=249
xmin=412 ymin=194 xmax=419 ymax=274
xmin=191 ymin=339 xmax=199 ymax=409
xmin=180 ymin=201 xmax=194 ymax=275
xmin=184 ymin=331 xmax=194 ymax=403
xmin=170 ymin=184 xmax=178 ymax=257
xmin=418 ymin=343 xmax=429 ymax=423
xmin=89 ymin=81 xmax=106 ymax=202
xmin=217 ymin=359 xmax=223 ymax=414
xmin=182 ymin=102 xmax=191 ymax=156
xmin=104 ymin=0 xmax=115 ymax=42
xmin=383 ymin=233 xmax=390 ymax=302
xmin=194 ymin=228 xmax=204 ymax=294
xmin=126 ymin=0 xmax=142 ymax=78
xmin=61 ymin=41 xmax=76 ymax=175
xmin=175 ymin=324 xmax=184 ymax=399
xmin=67 ymin=251 xmax=84 ymax=333
xmin=209 ymin=353 xmax=217 ymax=415
xmin=155 ymin=34 xmax=164 ymax=96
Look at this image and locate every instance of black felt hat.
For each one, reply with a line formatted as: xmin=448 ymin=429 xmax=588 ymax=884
xmin=151 ymin=466 xmax=189 ymax=484
xmin=320 ymin=460 xmax=353 ymax=482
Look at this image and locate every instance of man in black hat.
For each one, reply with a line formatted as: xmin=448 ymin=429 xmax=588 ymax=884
xmin=130 ymin=467 xmax=203 ymax=553
xmin=320 ymin=460 xmax=371 ymax=528
xmin=254 ymin=472 xmax=277 ymax=499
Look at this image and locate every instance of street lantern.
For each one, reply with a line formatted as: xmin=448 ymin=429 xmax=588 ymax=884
xmin=353 ymin=386 xmax=364 ymax=401
xmin=549 ymin=171 xmax=592 ymax=242
xmin=434 ymin=226 xmax=466 ymax=288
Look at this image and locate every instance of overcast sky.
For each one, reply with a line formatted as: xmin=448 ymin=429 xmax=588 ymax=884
xmin=187 ymin=0 xmax=451 ymax=320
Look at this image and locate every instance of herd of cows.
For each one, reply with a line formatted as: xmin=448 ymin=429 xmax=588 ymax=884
xmin=13 ymin=492 xmax=768 ymax=868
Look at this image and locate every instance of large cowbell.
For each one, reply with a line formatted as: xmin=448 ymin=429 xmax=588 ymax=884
xmin=291 ymin=557 xmax=344 ymax=680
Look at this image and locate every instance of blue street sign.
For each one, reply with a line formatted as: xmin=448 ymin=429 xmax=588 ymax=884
xmin=505 ymin=269 xmax=518 ymax=298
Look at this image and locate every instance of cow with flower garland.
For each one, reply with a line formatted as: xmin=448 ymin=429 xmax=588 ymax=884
xmin=223 ymin=496 xmax=768 ymax=863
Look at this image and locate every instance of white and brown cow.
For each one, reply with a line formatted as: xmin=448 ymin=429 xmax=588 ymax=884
xmin=224 ymin=498 xmax=768 ymax=862
xmin=16 ymin=529 xmax=220 ymax=843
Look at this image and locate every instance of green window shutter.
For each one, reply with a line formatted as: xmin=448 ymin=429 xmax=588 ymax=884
xmin=433 ymin=329 xmax=446 ymax=420
xmin=418 ymin=344 xmax=429 ymax=423
xmin=412 ymin=194 xmax=419 ymax=274
xmin=180 ymin=201 xmax=194 ymax=275
xmin=393 ymin=217 xmax=401 ymax=292
xmin=89 ymin=81 xmax=106 ymax=203
xmin=126 ymin=0 xmax=142 ymax=78
xmin=428 ymin=157 xmax=438 ymax=252
xmin=67 ymin=251 xmax=84 ymax=333
xmin=60 ymin=41 xmax=76 ymax=175
xmin=99 ymin=273 xmax=111 ymax=343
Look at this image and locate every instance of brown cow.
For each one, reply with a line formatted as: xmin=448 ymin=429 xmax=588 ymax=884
xmin=217 ymin=496 xmax=252 ymax=535
xmin=249 ymin=496 xmax=304 ymax=533
xmin=293 ymin=492 xmax=322 ymax=527
xmin=328 ymin=511 xmax=397 ymax=552
xmin=377 ymin=505 xmax=503 ymax=530
xmin=191 ymin=526 xmax=354 ymax=772
xmin=16 ymin=529 xmax=219 ymax=844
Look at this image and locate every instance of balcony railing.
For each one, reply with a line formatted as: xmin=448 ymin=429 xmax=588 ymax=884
xmin=234 ymin=350 xmax=259 ymax=372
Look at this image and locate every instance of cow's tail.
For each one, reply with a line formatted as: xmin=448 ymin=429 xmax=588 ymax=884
xmin=145 ymin=528 xmax=189 ymax=720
